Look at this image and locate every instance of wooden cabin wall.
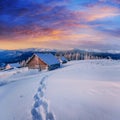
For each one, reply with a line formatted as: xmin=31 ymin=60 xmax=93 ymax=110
xmin=5 ymin=64 xmax=11 ymax=70
xmin=27 ymin=55 xmax=48 ymax=70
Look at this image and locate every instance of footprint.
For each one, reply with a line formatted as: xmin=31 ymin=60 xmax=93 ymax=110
xmin=31 ymin=75 xmax=55 ymax=120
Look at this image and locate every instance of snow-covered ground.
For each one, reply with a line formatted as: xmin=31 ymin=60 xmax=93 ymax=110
xmin=0 ymin=60 xmax=120 ymax=120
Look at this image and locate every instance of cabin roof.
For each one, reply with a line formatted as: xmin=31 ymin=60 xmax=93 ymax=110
xmin=9 ymin=63 xmax=20 ymax=68
xmin=35 ymin=53 xmax=60 ymax=66
xmin=60 ymin=56 xmax=68 ymax=61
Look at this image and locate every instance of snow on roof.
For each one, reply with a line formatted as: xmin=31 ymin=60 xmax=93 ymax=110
xmin=60 ymin=56 xmax=68 ymax=61
xmin=35 ymin=53 xmax=60 ymax=66
xmin=9 ymin=63 xmax=20 ymax=68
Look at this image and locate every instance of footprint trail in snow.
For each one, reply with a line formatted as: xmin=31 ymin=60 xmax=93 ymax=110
xmin=31 ymin=75 xmax=56 ymax=120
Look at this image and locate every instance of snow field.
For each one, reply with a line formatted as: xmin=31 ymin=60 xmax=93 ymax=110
xmin=0 ymin=60 xmax=120 ymax=120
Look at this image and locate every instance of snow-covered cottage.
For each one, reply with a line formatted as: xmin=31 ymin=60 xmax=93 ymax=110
xmin=9 ymin=63 xmax=21 ymax=69
xmin=0 ymin=63 xmax=21 ymax=70
xmin=58 ymin=56 xmax=68 ymax=64
xmin=0 ymin=63 xmax=11 ymax=70
xmin=26 ymin=53 xmax=60 ymax=70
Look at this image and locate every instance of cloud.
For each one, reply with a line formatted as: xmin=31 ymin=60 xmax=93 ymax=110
xmin=0 ymin=0 xmax=120 ymax=50
xmin=112 ymin=0 xmax=120 ymax=4
xmin=0 ymin=0 xmax=119 ymax=38
xmin=97 ymin=28 xmax=120 ymax=37
xmin=76 ymin=6 xmax=120 ymax=22
xmin=104 ymin=0 xmax=120 ymax=4
xmin=0 ymin=1 xmax=73 ymax=39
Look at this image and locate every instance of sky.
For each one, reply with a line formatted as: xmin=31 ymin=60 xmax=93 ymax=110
xmin=0 ymin=0 xmax=120 ymax=50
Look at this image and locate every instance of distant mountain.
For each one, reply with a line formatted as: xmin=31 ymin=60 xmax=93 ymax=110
xmin=0 ymin=48 xmax=120 ymax=64
xmin=56 ymin=49 xmax=120 ymax=60
xmin=73 ymin=48 xmax=120 ymax=54
xmin=0 ymin=49 xmax=57 ymax=64
xmin=17 ymin=48 xmax=57 ymax=52
xmin=0 ymin=50 xmax=24 ymax=63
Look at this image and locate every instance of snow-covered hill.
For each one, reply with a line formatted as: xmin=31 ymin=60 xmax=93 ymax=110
xmin=0 ymin=60 xmax=120 ymax=120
